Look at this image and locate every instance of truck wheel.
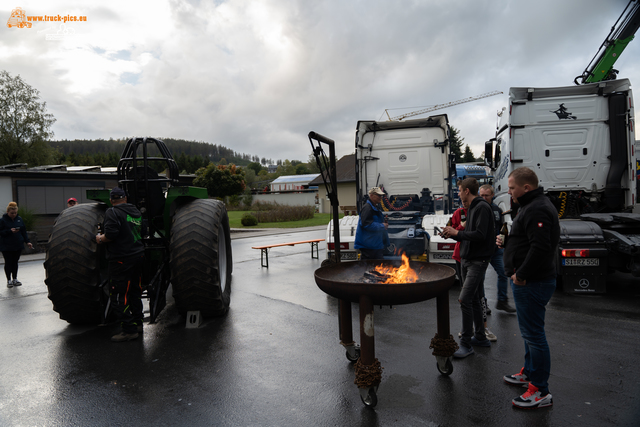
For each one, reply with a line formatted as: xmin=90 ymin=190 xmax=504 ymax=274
xmin=169 ymin=199 xmax=232 ymax=317
xmin=44 ymin=204 xmax=108 ymax=324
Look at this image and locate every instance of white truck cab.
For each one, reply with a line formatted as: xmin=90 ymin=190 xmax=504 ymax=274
xmin=485 ymin=78 xmax=638 ymax=293
xmin=326 ymin=115 xmax=457 ymax=263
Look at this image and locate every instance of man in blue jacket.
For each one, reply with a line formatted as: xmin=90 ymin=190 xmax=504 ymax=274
xmin=354 ymin=187 xmax=389 ymax=260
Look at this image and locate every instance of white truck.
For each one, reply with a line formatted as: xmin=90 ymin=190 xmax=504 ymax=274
xmin=484 ymin=78 xmax=638 ymax=294
xmin=325 ymin=115 xmax=458 ymax=264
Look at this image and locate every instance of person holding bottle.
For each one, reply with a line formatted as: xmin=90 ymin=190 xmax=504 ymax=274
xmin=479 ymin=184 xmax=515 ymax=313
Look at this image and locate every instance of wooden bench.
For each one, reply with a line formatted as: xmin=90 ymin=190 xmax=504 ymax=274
xmin=252 ymin=238 xmax=325 ymax=268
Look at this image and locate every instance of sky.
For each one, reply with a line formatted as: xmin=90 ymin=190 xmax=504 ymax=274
xmin=2 ymin=0 xmax=639 ymax=164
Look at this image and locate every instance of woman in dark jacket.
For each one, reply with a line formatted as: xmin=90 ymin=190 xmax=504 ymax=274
xmin=0 ymin=202 xmax=33 ymax=287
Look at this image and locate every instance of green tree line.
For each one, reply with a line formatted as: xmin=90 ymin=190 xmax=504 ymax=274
xmin=50 ymin=138 xmax=277 ymax=169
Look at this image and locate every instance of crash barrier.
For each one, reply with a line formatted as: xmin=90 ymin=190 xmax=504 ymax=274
xmin=252 ymin=239 xmax=325 ymax=268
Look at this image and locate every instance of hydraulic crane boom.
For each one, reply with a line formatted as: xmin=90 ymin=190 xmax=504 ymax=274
xmin=575 ymin=0 xmax=640 ymax=85
xmin=385 ymin=91 xmax=503 ymax=122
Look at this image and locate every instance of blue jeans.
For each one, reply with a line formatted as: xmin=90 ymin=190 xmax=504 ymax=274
xmin=511 ymin=277 xmax=556 ymax=395
xmin=483 ymin=248 xmax=509 ymax=301
xmin=459 ymin=259 xmax=490 ymax=347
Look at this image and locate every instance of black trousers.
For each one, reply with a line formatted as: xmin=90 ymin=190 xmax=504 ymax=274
xmin=109 ymin=254 xmax=144 ymax=333
xmin=2 ymin=250 xmax=22 ymax=281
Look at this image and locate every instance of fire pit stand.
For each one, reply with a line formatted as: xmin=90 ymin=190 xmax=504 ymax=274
xmin=315 ymin=260 xmax=457 ymax=407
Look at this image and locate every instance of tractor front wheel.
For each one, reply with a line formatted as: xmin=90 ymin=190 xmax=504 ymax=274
xmin=169 ymin=199 xmax=232 ymax=317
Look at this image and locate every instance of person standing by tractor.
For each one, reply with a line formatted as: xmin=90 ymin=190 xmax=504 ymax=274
xmin=478 ymin=184 xmax=515 ymax=313
xmin=96 ymin=187 xmax=145 ymax=342
xmin=499 ymin=168 xmax=560 ymax=409
xmin=354 ymin=187 xmax=389 ymax=260
xmin=441 ymin=178 xmax=495 ymax=358
xmin=0 ymin=202 xmax=33 ymax=287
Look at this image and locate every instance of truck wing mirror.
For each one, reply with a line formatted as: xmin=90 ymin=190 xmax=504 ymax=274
xmin=484 ymin=140 xmax=494 ymax=168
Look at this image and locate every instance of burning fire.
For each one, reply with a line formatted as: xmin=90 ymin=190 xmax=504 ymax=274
xmin=373 ymin=253 xmax=418 ymax=284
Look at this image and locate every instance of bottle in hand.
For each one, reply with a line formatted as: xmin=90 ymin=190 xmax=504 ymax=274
xmin=499 ymin=223 xmax=508 ymax=247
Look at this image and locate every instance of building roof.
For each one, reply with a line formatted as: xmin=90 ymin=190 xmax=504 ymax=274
xmin=309 ymin=154 xmax=355 ymax=186
xmin=67 ymin=166 xmax=102 ymax=172
xmin=271 ymin=174 xmax=320 ymax=184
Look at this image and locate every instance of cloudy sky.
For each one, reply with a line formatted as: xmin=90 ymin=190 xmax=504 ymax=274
xmin=2 ymin=0 xmax=639 ymax=163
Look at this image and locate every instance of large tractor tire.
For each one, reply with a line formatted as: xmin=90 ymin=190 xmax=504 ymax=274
xmin=44 ymin=204 xmax=108 ymax=324
xmin=169 ymin=199 xmax=232 ymax=317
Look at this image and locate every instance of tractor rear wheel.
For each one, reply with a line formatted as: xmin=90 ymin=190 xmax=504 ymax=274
xmin=44 ymin=204 xmax=108 ymax=324
xmin=169 ymin=199 xmax=232 ymax=317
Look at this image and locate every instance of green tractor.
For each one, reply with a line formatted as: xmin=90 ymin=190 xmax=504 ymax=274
xmin=44 ymin=137 xmax=232 ymax=324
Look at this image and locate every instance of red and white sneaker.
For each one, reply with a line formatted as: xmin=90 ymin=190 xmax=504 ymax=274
xmin=504 ymin=367 xmax=529 ymax=386
xmin=512 ymin=383 xmax=553 ymax=409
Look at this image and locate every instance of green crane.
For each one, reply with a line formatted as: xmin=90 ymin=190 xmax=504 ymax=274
xmin=575 ymin=0 xmax=640 ymax=85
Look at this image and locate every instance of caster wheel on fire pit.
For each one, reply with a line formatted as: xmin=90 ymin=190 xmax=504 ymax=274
xmin=345 ymin=345 xmax=361 ymax=363
xmin=436 ymin=356 xmax=454 ymax=376
xmin=359 ymin=386 xmax=378 ymax=407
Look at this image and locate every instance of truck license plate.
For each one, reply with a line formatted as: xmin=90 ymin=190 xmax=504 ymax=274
xmin=562 ymin=258 xmax=599 ymax=266
xmin=432 ymin=253 xmax=452 ymax=260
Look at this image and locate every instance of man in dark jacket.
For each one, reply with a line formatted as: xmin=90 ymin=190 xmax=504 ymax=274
xmin=354 ymin=187 xmax=389 ymax=260
xmin=499 ymin=168 xmax=559 ymax=409
xmin=442 ymin=178 xmax=494 ymax=357
xmin=96 ymin=187 xmax=145 ymax=342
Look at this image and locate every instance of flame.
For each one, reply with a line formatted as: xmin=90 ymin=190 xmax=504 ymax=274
xmin=373 ymin=252 xmax=419 ymax=284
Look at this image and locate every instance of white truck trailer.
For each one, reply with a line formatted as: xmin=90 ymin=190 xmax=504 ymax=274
xmin=484 ymin=78 xmax=638 ymax=293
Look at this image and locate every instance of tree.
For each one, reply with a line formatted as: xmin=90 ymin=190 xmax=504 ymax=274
xmin=243 ymin=168 xmax=256 ymax=187
xmin=306 ymin=154 xmax=320 ymax=173
xmin=247 ymin=161 xmax=262 ymax=175
xmin=0 ymin=70 xmax=57 ymax=166
xmin=281 ymin=159 xmax=296 ymax=175
xmin=295 ymin=163 xmax=310 ymax=175
xmin=449 ymin=125 xmax=464 ymax=163
xmin=462 ymin=145 xmax=476 ymax=163
xmin=193 ymin=163 xmax=246 ymax=198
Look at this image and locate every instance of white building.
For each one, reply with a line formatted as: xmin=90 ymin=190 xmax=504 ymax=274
xmin=269 ymin=174 xmax=320 ymax=192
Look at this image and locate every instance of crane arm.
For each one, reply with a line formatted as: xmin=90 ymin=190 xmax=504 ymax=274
xmin=386 ymin=91 xmax=503 ymax=122
xmin=575 ymin=0 xmax=640 ymax=85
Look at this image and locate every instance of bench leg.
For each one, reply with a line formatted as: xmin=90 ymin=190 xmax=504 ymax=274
xmin=311 ymin=242 xmax=319 ymax=259
xmin=261 ymin=248 xmax=269 ymax=268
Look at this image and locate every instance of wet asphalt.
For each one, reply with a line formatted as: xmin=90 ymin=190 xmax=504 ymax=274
xmin=1 ymin=226 xmax=639 ymax=426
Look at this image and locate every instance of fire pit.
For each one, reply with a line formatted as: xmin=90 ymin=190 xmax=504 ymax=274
xmin=314 ymin=259 xmax=456 ymax=407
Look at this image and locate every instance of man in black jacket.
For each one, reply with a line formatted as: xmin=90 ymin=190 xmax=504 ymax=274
xmin=499 ymin=168 xmax=559 ymax=409
xmin=96 ymin=187 xmax=145 ymax=342
xmin=442 ymin=178 xmax=494 ymax=357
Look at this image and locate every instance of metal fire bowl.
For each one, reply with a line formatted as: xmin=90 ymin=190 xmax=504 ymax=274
xmin=314 ymin=260 xmax=456 ymax=305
